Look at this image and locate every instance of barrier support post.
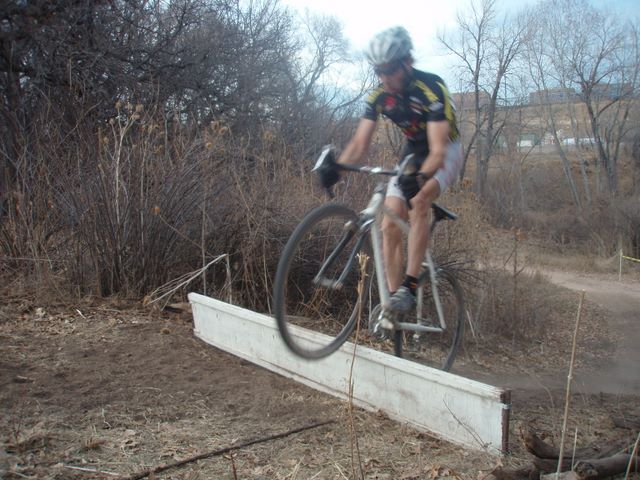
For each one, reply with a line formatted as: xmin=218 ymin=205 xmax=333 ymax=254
xmin=619 ymin=249 xmax=623 ymax=282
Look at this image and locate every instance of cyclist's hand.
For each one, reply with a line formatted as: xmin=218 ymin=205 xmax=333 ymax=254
xmin=318 ymin=163 xmax=340 ymax=189
xmin=398 ymin=173 xmax=427 ymax=206
xmin=313 ymin=146 xmax=341 ymax=191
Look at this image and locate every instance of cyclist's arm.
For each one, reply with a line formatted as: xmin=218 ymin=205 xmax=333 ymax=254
xmin=420 ymin=120 xmax=450 ymax=178
xmin=337 ymin=118 xmax=377 ymax=166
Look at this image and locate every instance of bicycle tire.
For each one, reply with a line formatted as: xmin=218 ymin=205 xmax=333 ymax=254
xmin=273 ymin=204 xmax=373 ymax=360
xmin=394 ymin=266 xmax=465 ymax=371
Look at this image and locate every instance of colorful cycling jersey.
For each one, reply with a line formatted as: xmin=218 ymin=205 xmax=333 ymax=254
xmin=363 ymin=69 xmax=459 ymax=147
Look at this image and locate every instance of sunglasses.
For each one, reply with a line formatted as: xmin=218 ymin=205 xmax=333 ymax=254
xmin=374 ymin=61 xmax=403 ymax=76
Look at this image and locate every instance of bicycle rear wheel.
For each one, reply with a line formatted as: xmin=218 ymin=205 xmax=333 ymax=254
xmin=273 ymin=204 xmax=372 ymax=360
xmin=395 ymin=267 xmax=464 ymax=371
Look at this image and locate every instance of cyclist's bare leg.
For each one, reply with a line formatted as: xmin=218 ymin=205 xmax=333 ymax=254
xmin=406 ymin=178 xmax=440 ymax=277
xmin=381 ymin=195 xmax=408 ymax=292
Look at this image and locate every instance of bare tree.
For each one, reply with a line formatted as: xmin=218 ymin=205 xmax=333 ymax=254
xmin=277 ymin=9 xmax=372 ymax=153
xmin=525 ymin=0 xmax=638 ymax=200
xmin=439 ymin=0 xmax=527 ymax=199
xmin=0 ymin=0 xmax=227 ymax=209
xmin=0 ymin=0 xmax=367 ymax=297
xmin=439 ymin=0 xmax=494 ymax=190
xmin=523 ymin=2 xmax=584 ymax=210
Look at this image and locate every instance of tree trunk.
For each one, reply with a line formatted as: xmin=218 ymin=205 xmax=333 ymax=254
xmin=584 ymin=96 xmax=618 ymax=196
xmin=551 ymin=134 xmax=583 ymax=213
xmin=481 ymin=98 xmax=497 ymax=200
xmin=0 ymin=65 xmax=24 ymax=219
xmin=476 ymin=150 xmax=489 ymax=200
xmin=567 ymin=101 xmax=592 ymax=208
xmin=633 ymin=134 xmax=640 ymax=193
xmin=475 ymin=86 xmax=486 ymax=198
xmin=459 ymin=129 xmax=477 ymax=184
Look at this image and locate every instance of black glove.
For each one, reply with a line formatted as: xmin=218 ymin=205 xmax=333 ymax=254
xmin=318 ymin=163 xmax=340 ymax=189
xmin=314 ymin=146 xmax=341 ymax=190
xmin=398 ymin=173 xmax=425 ymax=200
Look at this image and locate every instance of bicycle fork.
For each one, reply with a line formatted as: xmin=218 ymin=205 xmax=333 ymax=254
xmin=313 ymin=219 xmax=369 ymax=290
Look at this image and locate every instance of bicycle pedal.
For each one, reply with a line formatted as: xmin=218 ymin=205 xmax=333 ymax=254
xmin=368 ymin=304 xmax=393 ymax=341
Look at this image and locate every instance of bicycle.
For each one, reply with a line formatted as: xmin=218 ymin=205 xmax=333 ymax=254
xmin=272 ymin=146 xmax=465 ymax=371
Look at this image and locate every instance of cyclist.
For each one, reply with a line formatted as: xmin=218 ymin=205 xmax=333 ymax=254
xmin=318 ymin=26 xmax=463 ymax=314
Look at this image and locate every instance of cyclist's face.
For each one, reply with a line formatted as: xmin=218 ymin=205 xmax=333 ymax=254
xmin=376 ymin=61 xmax=406 ymax=94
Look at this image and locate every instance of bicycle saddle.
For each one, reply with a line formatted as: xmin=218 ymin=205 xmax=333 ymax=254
xmin=432 ymin=203 xmax=457 ymax=222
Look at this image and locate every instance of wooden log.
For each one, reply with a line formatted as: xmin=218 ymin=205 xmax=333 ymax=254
xmin=574 ymin=454 xmax=636 ymax=479
xmin=490 ymin=466 xmax=538 ymax=480
xmin=524 ymin=430 xmax=563 ymax=459
xmin=539 ymin=454 xmax=637 ymax=479
xmin=524 ymin=429 xmax=621 ymax=460
xmin=533 ymin=457 xmax=570 ymax=473
xmin=164 ymin=302 xmax=193 ymax=314
xmin=611 ymin=415 xmax=640 ymax=431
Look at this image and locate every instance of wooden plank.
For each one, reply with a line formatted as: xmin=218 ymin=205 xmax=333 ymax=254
xmin=189 ymin=293 xmax=510 ymax=454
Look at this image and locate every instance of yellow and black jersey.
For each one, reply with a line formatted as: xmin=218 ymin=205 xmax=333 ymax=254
xmin=363 ymin=69 xmax=459 ymax=146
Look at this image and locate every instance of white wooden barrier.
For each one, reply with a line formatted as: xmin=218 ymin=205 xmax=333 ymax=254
xmin=189 ymin=293 xmax=510 ymax=454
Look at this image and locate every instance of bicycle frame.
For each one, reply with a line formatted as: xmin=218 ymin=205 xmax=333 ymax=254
xmin=314 ymin=155 xmax=451 ymax=336
xmin=359 ymin=182 xmax=447 ymax=335
xmin=276 ymin=150 xmax=463 ymax=364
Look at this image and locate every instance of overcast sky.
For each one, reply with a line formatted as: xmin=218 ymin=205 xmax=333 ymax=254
xmin=280 ymin=0 xmax=639 ymax=89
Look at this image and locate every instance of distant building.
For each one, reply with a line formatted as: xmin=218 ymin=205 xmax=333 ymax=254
xmin=529 ymin=87 xmax=577 ymax=104
xmin=451 ymin=91 xmax=491 ymax=110
xmin=517 ymin=133 xmax=540 ymax=148
xmin=529 ymin=83 xmax=634 ymax=104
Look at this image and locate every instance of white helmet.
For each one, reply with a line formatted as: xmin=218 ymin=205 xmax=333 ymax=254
xmin=366 ymin=26 xmax=413 ymax=65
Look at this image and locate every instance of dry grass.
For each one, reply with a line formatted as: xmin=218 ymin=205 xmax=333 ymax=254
xmin=1 ymin=101 xmax=638 ymax=359
xmin=484 ymin=151 xmax=640 ymax=259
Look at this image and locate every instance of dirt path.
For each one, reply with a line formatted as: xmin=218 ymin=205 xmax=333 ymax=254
xmin=0 ymin=302 xmax=503 ymax=478
xmin=542 ymin=271 xmax=640 ymax=395
xmin=1 ymin=283 xmax=638 ymax=478
xmin=466 ymin=269 xmax=640 ymax=396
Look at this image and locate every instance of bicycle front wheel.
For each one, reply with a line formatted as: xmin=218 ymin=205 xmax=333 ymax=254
xmin=273 ymin=204 xmax=373 ymax=360
xmin=396 ymin=267 xmax=465 ymax=371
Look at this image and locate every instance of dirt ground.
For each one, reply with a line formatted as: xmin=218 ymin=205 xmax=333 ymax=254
xmin=1 ymin=261 xmax=639 ymax=479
